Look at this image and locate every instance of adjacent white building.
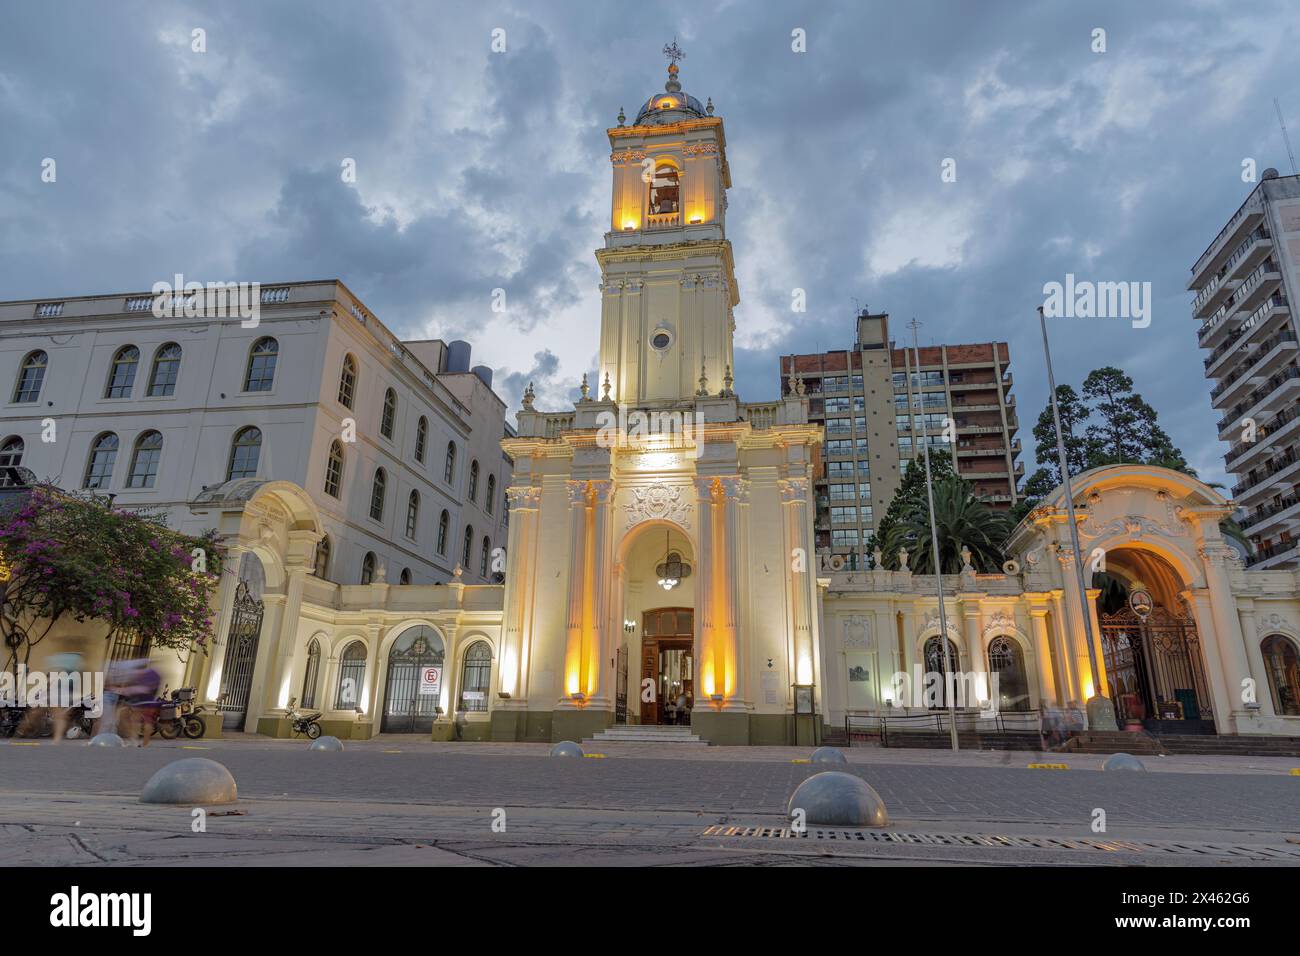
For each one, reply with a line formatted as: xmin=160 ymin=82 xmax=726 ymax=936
xmin=0 ymin=279 xmax=511 ymax=593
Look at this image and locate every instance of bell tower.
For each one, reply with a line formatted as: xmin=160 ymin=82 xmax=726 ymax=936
xmin=598 ymin=46 xmax=737 ymax=407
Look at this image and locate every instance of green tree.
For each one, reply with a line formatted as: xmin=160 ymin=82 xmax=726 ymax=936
xmin=0 ymin=486 xmax=223 ymax=677
xmin=865 ymin=449 xmax=956 ymax=568
xmin=879 ymin=474 xmax=1012 ymax=574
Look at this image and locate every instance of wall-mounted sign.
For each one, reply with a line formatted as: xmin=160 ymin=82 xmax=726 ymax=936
xmin=418 ymin=666 xmax=442 ymax=697
xmin=1128 ymin=588 xmax=1154 ymax=620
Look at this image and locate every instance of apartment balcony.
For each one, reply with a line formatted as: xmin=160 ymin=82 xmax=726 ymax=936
xmin=1240 ymin=493 xmax=1300 ymax=538
xmin=1010 ymin=437 xmax=1022 ymax=455
xmin=1190 ymin=198 xmax=1264 ymax=289
xmin=1224 ymin=404 xmax=1300 ymax=472
xmin=1198 ymin=267 xmax=1284 ymax=349
xmin=962 ymin=466 xmax=1012 ymax=479
xmin=1224 ymin=229 xmax=1273 ymax=283
xmin=1209 ymin=331 xmax=1298 ymax=409
xmin=1192 ymin=273 xmax=1240 ymax=320
xmin=948 ymin=379 xmax=999 ymax=391
xmin=1216 ymin=365 xmax=1300 ymax=437
xmin=1246 ymin=537 xmax=1300 ymax=569
xmin=1231 ymin=445 xmax=1300 ymax=504
xmin=956 ymin=444 xmax=1007 ymax=457
xmin=983 ymin=493 xmax=1015 ymax=504
xmin=950 ymin=401 xmax=1001 ymax=412
xmin=1203 ymin=294 xmax=1290 ymax=377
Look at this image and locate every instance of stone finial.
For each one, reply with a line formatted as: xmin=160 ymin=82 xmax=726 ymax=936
xmin=373 ymin=561 xmax=387 ymax=583
xmin=873 ymin=547 xmax=884 ymax=570
xmin=579 ymin=373 xmax=590 ymax=401
xmin=898 ymin=548 xmax=909 ymax=571
xmin=795 ymin=375 xmax=806 ymax=396
xmin=960 ymin=545 xmax=973 ymax=571
xmin=521 ymin=381 xmax=535 ymax=410
xmin=705 ymin=97 xmax=714 ymax=116
xmin=602 ymin=371 xmax=612 ymax=401
xmin=722 ymin=363 xmax=734 ymax=397
xmin=697 ymin=362 xmax=709 ymax=397
xmin=787 ymin=373 xmax=799 ymax=396
xmin=452 ymin=564 xmax=464 ymax=580
xmin=617 ymin=106 xmax=626 ymax=126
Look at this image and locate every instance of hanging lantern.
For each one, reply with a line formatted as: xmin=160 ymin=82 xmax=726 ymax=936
xmin=655 ymin=530 xmax=692 ymax=590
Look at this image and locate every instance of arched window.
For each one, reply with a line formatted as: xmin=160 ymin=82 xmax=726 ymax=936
xmin=244 ymin=337 xmax=278 ymax=392
xmin=83 ymin=432 xmax=119 ymax=489
xmin=335 ymin=641 xmax=367 ymax=710
xmin=462 ymin=525 xmax=474 ymax=567
xmin=301 ymin=638 xmax=322 ymax=709
xmin=469 ymin=460 xmax=480 ymax=500
xmin=460 ymin=641 xmax=492 ymax=712
xmin=324 ymin=440 xmax=344 ymax=498
xmin=369 ymin=468 xmax=386 ymax=520
xmin=12 ymin=351 xmax=47 ymax=403
xmin=226 ymin=426 xmax=262 ymax=481
xmin=147 ymin=343 xmax=182 ymax=397
xmin=480 ymin=535 xmax=491 ymax=577
xmin=1262 ymin=634 xmax=1300 ymax=716
xmin=987 ymin=635 xmax=1031 ymax=712
xmin=414 ymin=416 xmax=428 ymax=463
xmin=444 ymin=441 xmax=457 ymax=483
xmin=649 ymin=160 xmax=680 ymax=215
xmin=380 ymin=387 xmax=397 ymax=439
xmin=338 ymin=354 xmax=357 ymax=409
xmin=437 ymin=509 xmax=449 ymax=555
xmin=105 ymin=345 xmax=140 ymax=398
xmin=0 ymin=436 xmax=24 ymax=486
xmin=126 ymin=430 xmax=163 ymax=488
xmin=486 ymin=474 xmax=496 ymax=514
xmin=405 ymin=490 xmax=420 ymax=539
xmin=360 ymin=552 xmax=377 ymax=585
xmin=399 ymin=568 xmax=412 ymax=585
xmin=313 ymin=535 xmax=331 ymax=579
xmin=923 ymin=636 xmax=961 ymax=709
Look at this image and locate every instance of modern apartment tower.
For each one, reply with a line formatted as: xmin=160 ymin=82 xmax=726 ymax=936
xmin=781 ymin=310 xmax=1021 ymax=570
xmin=1191 ymin=169 xmax=1300 ymax=569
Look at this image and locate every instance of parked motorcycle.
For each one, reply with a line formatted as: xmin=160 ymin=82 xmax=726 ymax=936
xmin=154 ymin=687 xmax=206 ymax=740
xmin=286 ymin=704 xmax=323 ymax=739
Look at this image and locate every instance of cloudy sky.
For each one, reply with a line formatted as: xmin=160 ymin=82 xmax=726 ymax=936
xmin=3 ymin=0 xmax=1297 ymax=485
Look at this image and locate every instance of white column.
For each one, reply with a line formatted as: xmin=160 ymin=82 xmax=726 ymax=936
xmin=720 ymin=476 xmax=745 ymax=708
xmin=498 ymin=486 xmax=540 ymax=705
xmin=1028 ymin=606 xmax=1057 ymax=707
xmin=201 ymin=545 xmax=247 ymax=703
xmin=1201 ymin=550 xmax=1255 ymax=729
xmin=560 ymin=480 xmax=588 ymax=704
xmin=693 ymin=476 xmax=718 ymax=699
xmin=1236 ymin=600 xmax=1275 ymax=718
xmin=587 ymin=479 xmax=614 ymax=707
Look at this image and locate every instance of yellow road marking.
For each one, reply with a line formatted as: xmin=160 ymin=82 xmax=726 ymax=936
xmin=1027 ymin=762 xmax=1069 ymax=770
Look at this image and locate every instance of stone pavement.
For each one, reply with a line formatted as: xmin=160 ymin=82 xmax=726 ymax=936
xmin=2 ymin=736 xmax=1298 ymax=866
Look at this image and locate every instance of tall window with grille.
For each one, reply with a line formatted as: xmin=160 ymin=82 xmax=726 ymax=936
xmin=105 ymin=345 xmax=139 ymax=398
xmin=437 ymin=510 xmax=449 ymax=554
xmin=414 ymin=416 xmax=428 ymax=463
xmin=405 ymin=490 xmax=420 ymax=539
xmin=469 ymin=460 xmax=479 ymax=501
xmin=244 ymin=337 xmax=278 ymax=392
xmin=324 ymin=441 xmax=344 ymax=498
xmin=147 ymin=343 xmax=182 ymax=397
xmin=0 ymin=437 xmax=24 ymax=487
xmin=83 ymin=433 xmax=119 ymax=489
xmin=126 ymin=431 xmax=163 ymax=488
xmin=462 ymin=525 xmax=473 ymax=567
xmin=444 ymin=441 xmax=457 ymax=483
xmin=360 ymin=552 xmax=376 ymax=585
xmin=12 ymin=351 xmax=47 ymax=403
xmin=486 ymin=474 xmax=496 ymax=513
xmin=479 ymin=535 xmax=491 ymax=577
xmin=380 ymin=388 xmax=397 ymax=438
xmin=369 ymin=468 xmax=386 ymax=520
xmin=226 ymin=427 xmax=261 ymax=481
xmin=301 ymin=638 xmax=322 ymax=709
xmin=335 ymin=641 xmax=367 ymax=710
xmin=459 ymin=642 xmax=492 ymax=712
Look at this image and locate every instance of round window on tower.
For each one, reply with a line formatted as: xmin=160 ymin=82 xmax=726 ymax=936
xmin=651 ymin=328 xmax=673 ymax=352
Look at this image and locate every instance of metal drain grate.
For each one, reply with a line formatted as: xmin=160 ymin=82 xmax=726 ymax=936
xmin=700 ymin=825 xmax=1300 ymax=859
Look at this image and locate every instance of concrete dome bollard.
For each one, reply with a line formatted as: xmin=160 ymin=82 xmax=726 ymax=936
xmin=549 ymin=740 xmax=584 ymax=758
xmin=88 ymin=732 xmax=125 ymax=747
xmin=140 ymin=758 xmax=238 ymax=805
xmin=308 ymin=735 xmax=344 ymax=752
xmin=810 ymin=746 xmax=848 ymax=765
xmin=788 ymin=771 xmax=889 ymax=828
xmin=1103 ymin=752 xmax=1147 ymax=772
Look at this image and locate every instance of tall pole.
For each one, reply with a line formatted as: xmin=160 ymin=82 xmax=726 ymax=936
xmin=1036 ymin=306 xmax=1110 ymax=726
xmin=909 ymin=319 xmax=959 ymax=751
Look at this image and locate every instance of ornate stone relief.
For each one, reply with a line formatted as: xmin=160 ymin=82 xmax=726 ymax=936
xmin=1256 ymin=611 xmax=1299 ymax=638
xmin=842 ymin=615 xmax=871 ymax=650
xmin=623 ymin=483 xmax=692 ymax=530
xmin=610 ymin=149 xmax=647 ymax=163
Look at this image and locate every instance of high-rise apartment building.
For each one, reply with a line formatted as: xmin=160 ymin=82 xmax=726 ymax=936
xmin=781 ymin=310 xmax=1021 ymax=570
xmin=1191 ymin=169 xmax=1300 ymax=569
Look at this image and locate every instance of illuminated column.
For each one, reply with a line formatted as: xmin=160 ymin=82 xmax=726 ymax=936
xmin=1236 ymin=600 xmax=1275 ymax=718
xmin=201 ymin=544 xmax=247 ymax=702
xmin=1056 ymin=552 xmax=1096 ymax=700
xmin=560 ymin=480 xmax=588 ymax=703
xmin=781 ymin=478 xmax=816 ymax=691
xmin=693 ymin=476 xmax=718 ymax=698
xmin=898 ymin=605 xmax=917 ymax=710
xmin=1028 ymin=607 xmax=1057 ymax=706
xmin=1183 ymin=587 xmax=1235 ymax=731
xmin=1085 ymin=587 xmax=1110 ymax=696
xmin=961 ymin=601 xmax=984 ymax=705
xmin=1049 ymin=591 xmax=1078 ymax=703
xmin=1200 ymin=548 xmax=1254 ymax=727
xmin=720 ymin=477 xmax=745 ymax=707
xmin=268 ymin=562 xmax=309 ymax=712
xmin=586 ymin=479 xmax=614 ymax=706
xmin=498 ymin=486 xmax=540 ymax=705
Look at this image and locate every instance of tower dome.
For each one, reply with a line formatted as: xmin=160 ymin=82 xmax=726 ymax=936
xmin=634 ymin=62 xmax=709 ymax=125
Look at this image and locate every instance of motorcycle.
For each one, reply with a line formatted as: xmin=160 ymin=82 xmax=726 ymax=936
xmin=286 ymin=702 xmax=323 ymax=739
xmin=154 ymin=687 xmax=207 ymax=740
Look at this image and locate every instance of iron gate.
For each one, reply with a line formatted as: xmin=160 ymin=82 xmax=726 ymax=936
xmin=1100 ymin=606 xmax=1214 ymax=726
xmin=217 ymin=581 xmax=264 ymax=730
xmin=381 ymin=627 xmax=445 ymax=733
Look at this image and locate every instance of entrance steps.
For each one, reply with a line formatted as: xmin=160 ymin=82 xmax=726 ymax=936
xmin=586 ymin=724 xmax=708 ymax=746
xmin=1061 ymin=731 xmax=1167 ymax=755
xmin=1063 ymin=731 xmax=1300 ymax=757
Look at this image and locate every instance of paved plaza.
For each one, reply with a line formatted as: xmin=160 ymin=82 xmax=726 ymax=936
xmin=2 ymin=736 xmax=1298 ymax=866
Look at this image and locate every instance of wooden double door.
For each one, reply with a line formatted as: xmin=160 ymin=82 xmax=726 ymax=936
xmin=640 ymin=607 xmax=694 ymax=725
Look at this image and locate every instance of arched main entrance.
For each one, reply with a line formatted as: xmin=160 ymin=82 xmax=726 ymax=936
xmin=381 ymin=625 xmax=445 ymax=733
xmin=1095 ymin=548 xmax=1214 ymax=732
xmin=619 ymin=521 xmax=695 ymax=726
xmin=987 ymin=635 xmax=1031 ymax=712
xmin=216 ymin=554 xmax=267 ymax=731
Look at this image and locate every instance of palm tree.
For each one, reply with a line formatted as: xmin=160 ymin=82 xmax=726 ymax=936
xmin=881 ymin=475 xmax=1012 ymax=575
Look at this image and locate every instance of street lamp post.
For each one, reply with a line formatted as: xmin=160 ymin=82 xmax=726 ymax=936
xmin=909 ymin=319 xmax=959 ymax=751
xmin=1035 ymin=306 xmax=1116 ymax=731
